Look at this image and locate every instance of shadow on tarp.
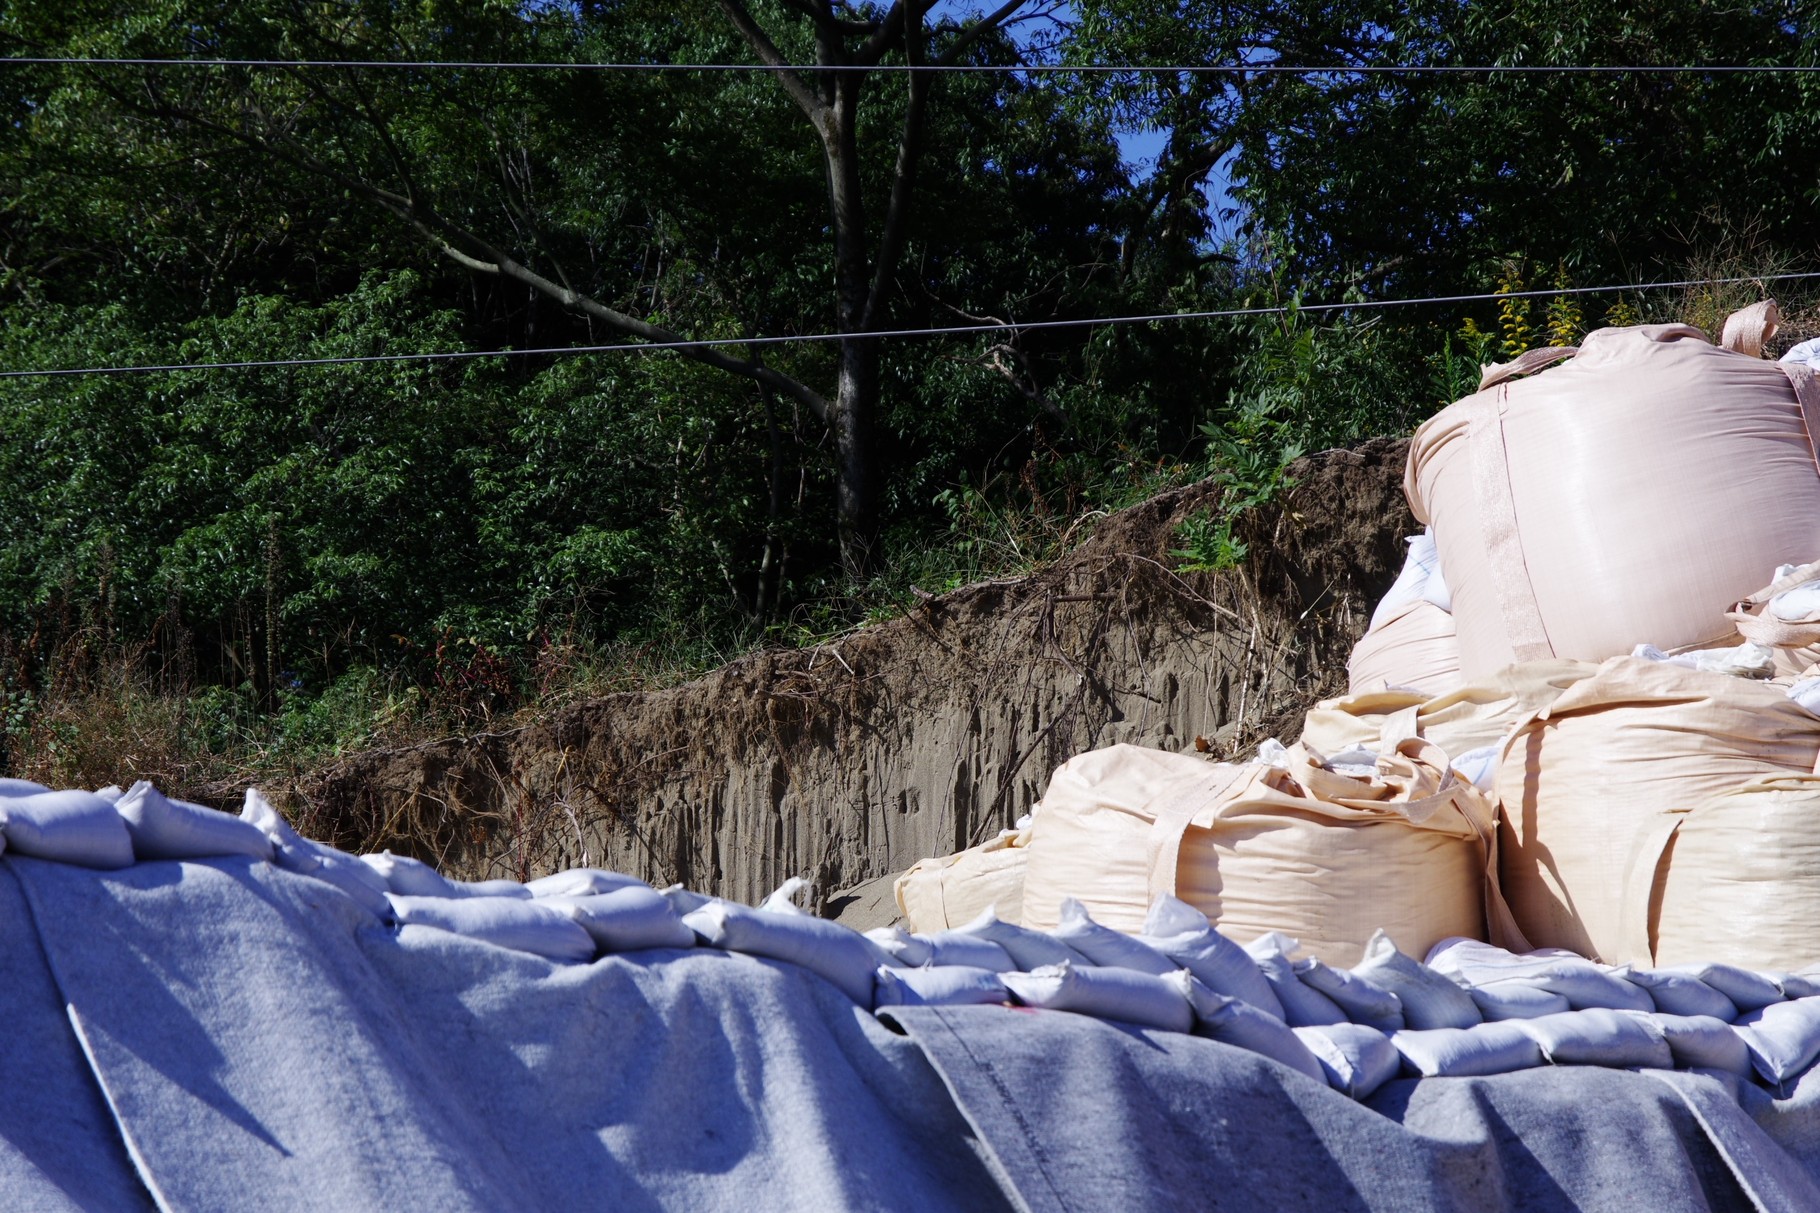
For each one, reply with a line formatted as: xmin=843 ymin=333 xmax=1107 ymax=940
xmin=12 ymin=856 xmax=1010 ymax=1213
xmin=0 ymin=863 xmax=154 ymax=1211
xmin=890 ymin=1003 xmax=1804 ymax=1213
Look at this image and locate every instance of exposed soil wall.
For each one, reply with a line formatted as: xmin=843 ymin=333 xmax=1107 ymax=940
xmin=292 ymin=439 xmax=1413 ymax=909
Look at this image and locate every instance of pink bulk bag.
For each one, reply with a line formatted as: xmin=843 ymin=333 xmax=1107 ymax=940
xmin=1406 ymin=303 xmax=1820 ymax=680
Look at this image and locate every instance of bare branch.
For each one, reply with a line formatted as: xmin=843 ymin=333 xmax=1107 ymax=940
xmin=858 ymin=2 xmax=908 ymax=65
xmin=975 ymin=343 xmax=1066 ymax=426
xmin=862 ymin=2 xmax=928 ymax=328
xmin=716 ymin=0 xmax=829 ymax=126
xmin=934 ymin=0 xmax=1031 ymax=65
xmin=123 ymin=90 xmax=834 ymax=423
xmin=784 ymin=0 xmax=880 ymax=35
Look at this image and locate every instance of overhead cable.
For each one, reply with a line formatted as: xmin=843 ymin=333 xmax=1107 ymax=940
xmin=6 ymin=272 xmax=1818 ymax=381
xmin=5 ymin=56 xmax=1820 ymax=74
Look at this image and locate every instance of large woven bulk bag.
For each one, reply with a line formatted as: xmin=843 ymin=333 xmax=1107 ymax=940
xmin=1347 ymin=600 xmax=1461 ymax=697
xmin=1407 ymin=313 xmax=1820 ymax=680
xmin=894 ymin=829 xmax=1032 ymax=932
xmin=1497 ymin=656 xmax=1820 ymax=963
xmin=1627 ymin=775 xmax=1820 ymax=971
xmin=1020 ymin=740 xmax=1499 ymax=965
xmin=1304 ymin=660 xmax=1593 ymax=764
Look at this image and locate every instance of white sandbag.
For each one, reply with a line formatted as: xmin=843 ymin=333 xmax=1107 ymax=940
xmin=1639 ymin=775 xmax=1820 ymax=971
xmin=1393 ymin=1023 xmax=1544 ymax=1078
xmin=1470 ymin=980 xmax=1571 ymax=1021
xmin=1631 ymin=641 xmax=1777 ymax=680
xmin=94 ymin=785 xmax=124 ymax=802
xmin=1293 ymin=1023 xmax=1403 ymax=1099
xmin=924 ymin=930 xmax=1016 ymax=973
xmin=1784 ymin=336 xmax=1820 ymax=369
xmin=1622 ymin=969 xmax=1739 ymax=1021
xmin=1000 ymin=962 xmax=1194 ymax=1033
xmin=758 ymin=877 xmax=811 ymax=916
xmin=1660 ymin=963 xmax=1784 ymax=1013
xmin=1515 ymin=1009 xmax=1672 ymax=1069
xmin=1791 ymin=676 xmax=1820 ymax=717
xmin=1734 ymin=998 xmax=1820 ymax=1085
xmin=447 ymin=879 xmax=532 ymax=900
xmin=1451 ymin=746 xmax=1499 ymax=793
xmin=238 ymin=790 xmax=391 ymax=910
xmin=1347 ymin=600 xmax=1462 ymax=699
xmin=1370 ymin=532 xmax=1446 ymax=632
xmin=873 ymin=965 xmax=1009 ymax=1009
xmin=1167 ymin=972 xmax=1326 ymax=1082
xmin=1140 ymin=895 xmax=1284 ymax=1019
xmin=1293 ymin=958 xmax=1404 ymax=1031
xmin=1645 ymin=1013 xmax=1754 ymax=1075
xmin=1022 ymin=739 xmax=1498 ymax=966
xmin=950 ymin=909 xmax=1091 ymax=971
xmin=1353 ymin=931 xmax=1480 ymax=1030
xmin=1498 ymin=657 xmax=1820 ymax=962
xmin=866 ymin=926 xmax=933 ymax=967
xmin=388 ymin=894 xmax=596 ymax=963
xmin=1408 ymin=317 xmax=1820 ymax=677
xmin=525 ymin=868 xmax=648 ymax=898
xmin=114 ymin=782 xmax=274 ymax=863
xmin=0 ymin=778 xmax=51 ymax=798
xmin=361 ymin=851 xmax=460 ymax=898
xmin=288 ymin=840 xmax=393 ymax=918
xmin=1050 ymin=898 xmax=1176 ymax=975
xmin=682 ymin=901 xmax=893 ymax=1005
xmin=1424 ymin=937 xmax=1653 ymax=1012
xmin=1776 ymin=974 xmax=1820 ymax=1000
xmin=547 ymin=886 xmax=695 ymax=952
xmin=0 ymin=789 xmax=133 ymax=868
xmin=661 ymin=885 xmax=717 ymax=915
xmin=1246 ymin=933 xmax=1346 ymax=1027
xmin=239 ymin=788 xmax=316 ymax=870
xmin=895 ymin=828 xmax=1032 ymax=932
xmin=1354 ymin=531 xmax=1463 ymax=695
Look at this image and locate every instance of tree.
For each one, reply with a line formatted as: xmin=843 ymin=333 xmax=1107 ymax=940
xmin=7 ymin=0 xmax=1070 ymax=578
xmin=1068 ymin=0 xmax=1820 ymax=299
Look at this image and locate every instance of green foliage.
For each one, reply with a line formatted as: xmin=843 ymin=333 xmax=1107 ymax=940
xmin=6 ymin=0 xmax=1820 ymax=784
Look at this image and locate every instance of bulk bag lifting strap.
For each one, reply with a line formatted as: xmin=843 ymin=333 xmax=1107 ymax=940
xmin=1130 ymin=721 xmax=1516 ymax=964
xmin=1726 ymin=552 xmax=1820 ymax=650
xmin=1301 ymin=660 xmax=1593 ymax=783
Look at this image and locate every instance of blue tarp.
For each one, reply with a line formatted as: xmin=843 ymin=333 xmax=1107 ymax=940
xmin=10 ymin=854 xmax=1820 ymax=1211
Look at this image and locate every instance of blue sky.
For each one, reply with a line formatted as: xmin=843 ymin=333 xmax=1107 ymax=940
xmin=926 ymin=1 xmax=1243 ymax=244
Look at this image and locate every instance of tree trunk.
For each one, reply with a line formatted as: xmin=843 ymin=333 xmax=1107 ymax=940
xmin=833 ymin=337 xmax=878 ymax=580
xmin=824 ymin=67 xmax=879 ymax=580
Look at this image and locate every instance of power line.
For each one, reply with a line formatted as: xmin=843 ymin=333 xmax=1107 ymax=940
xmin=5 ymin=56 xmax=1820 ymax=74
xmin=5 ymin=272 xmax=1816 ymax=381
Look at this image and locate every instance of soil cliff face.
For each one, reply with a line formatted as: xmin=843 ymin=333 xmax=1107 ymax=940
xmin=294 ymin=439 xmax=1413 ymax=908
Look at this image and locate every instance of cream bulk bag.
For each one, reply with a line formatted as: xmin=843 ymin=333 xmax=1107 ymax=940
xmin=1019 ymin=738 xmax=1502 ymax=965
xmin=1304 ymin=660 xmax=1593 ymax=765
xmin=895 ymin=828 xmax=1032 ymax=932
xmin=1625 ymin=775 xmax=1820 ymax=971
xmin=1407 ymin=308 xmax=1820 ymax=680
xmin=1347 ymin=600 xmax=1462 ymax=697
xmin=1497 ymin=656 xmax=1820 ymax=963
